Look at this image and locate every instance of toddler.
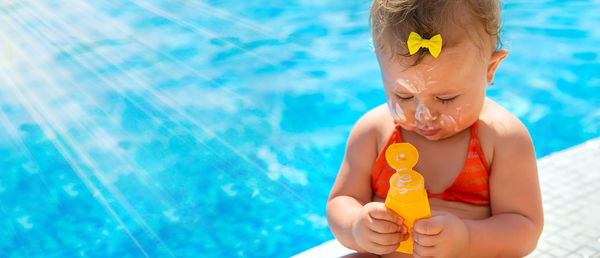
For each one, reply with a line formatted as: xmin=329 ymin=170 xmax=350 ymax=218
xmin=326 ymin=0 xmax=544 ymax=257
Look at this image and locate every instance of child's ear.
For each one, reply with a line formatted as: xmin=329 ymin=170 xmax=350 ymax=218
xmin=486 ymin=49 xmax=509 ymax=83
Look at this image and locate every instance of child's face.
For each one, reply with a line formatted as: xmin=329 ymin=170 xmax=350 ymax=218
xmin=377 ymin=37 xmax=499 ymax=141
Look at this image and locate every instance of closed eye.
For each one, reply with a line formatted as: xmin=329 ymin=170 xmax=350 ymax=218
xmin=436 ymin=96 xmax=458 ymax=104
xmin=396 ymin=95 xmax=414 ymax=101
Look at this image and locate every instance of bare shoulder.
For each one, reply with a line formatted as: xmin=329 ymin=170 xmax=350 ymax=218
xmin=351 ymin=103 xmax=394 ymax=144
xmin=478 ymin=98 xmax=534 ymax=164
xmin=328 ymin=104 xmax=393 ymax=203
xmin=479 ymin=100 xmax=542 ymax=232
xmin=343 ymin=103 xmax=393 ymax=168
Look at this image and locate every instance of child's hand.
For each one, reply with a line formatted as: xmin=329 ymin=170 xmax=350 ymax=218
xmin=412 ymin=210 xmax=469 ymax=258
xmin=351 ymin=202 xmax=408 ymax=255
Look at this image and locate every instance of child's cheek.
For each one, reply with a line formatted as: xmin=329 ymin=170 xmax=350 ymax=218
xmin=386 ymin=98 xmax=417 ymax=129
xmin=387 ymin=99 xmax=406 ymax=122
xmin=439 ymin=106 xmax=469 ymax=132
xmin=439 ymin=114 xmax=459 ymax=132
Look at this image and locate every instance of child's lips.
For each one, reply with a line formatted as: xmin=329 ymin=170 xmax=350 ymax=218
xmin=418 ymin=127 xmax=441 ymax=136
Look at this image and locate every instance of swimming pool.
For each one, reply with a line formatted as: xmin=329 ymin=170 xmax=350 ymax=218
xmin=0 ymin=0 xmax=598 ymax=257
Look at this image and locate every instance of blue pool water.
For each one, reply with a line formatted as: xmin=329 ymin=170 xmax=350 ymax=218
xmin=0 ymin=0 xmax=599 ymax=257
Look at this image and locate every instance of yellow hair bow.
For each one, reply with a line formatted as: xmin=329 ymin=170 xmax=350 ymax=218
xmin=407 ymin=32 xmax=442 ymax=58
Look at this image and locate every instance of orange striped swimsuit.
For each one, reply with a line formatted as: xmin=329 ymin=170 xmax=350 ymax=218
xmin=371 ymin=122 xmax=491 ymax=206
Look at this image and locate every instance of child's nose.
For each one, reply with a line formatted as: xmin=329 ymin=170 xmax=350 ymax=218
xmin=414 ymin=102 xmax=438 ymax=122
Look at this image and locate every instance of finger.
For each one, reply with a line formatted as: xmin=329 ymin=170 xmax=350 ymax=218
xmin=413 ymin=216 xmax=444 ymax=235
xmin=401 ymin=224 xmax=408 ymax=235
xmin=413 ymin=231 xmax=441 ymax=247
xmin=413 ymin=241 xmax=437 ymax=257
xmin=368 ymin=206 xmax=403 ymax=225
xmin=368 ymin=230 xmax=404 ymax=246
xmin=365 ymin=239 xmax=400 ymax=255
xmin=386 ymin=208 xmax=405 ymax=225
xmin=369 ymin=218 xmax=402 ymax=234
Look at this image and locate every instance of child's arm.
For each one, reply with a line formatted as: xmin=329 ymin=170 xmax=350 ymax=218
xmin=412 ymin=119 xmax=543 ymax=257
xmin=326 ymin=109 xmax=407 ymax=254
xmin=464 ymin=120 xmax=543 ymax=256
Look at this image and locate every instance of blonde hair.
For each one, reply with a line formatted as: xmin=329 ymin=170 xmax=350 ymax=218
xmin=370 ymin=0 xmax=502 ymax=63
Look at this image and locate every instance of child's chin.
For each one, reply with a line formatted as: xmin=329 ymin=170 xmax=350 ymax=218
xmin=420 ymin=130 xmax=455 ymax=141
xmin=421 ymin=133 xmax=443 ymax=141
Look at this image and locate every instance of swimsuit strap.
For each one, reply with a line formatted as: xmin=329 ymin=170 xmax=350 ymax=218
xmin=468 ymin=122 xmax=490 ymax=171
xmin=372 ymin=121 xmax=491 ymax=206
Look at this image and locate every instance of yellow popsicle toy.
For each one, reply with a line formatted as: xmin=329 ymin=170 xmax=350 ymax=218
xmin=384 ymin=143 xmax=431 ymax=254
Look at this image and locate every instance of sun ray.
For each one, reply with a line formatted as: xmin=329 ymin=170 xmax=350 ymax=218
xmin=0 ymin=101 xmax=56 ymax=197
xmin=17 ymin=0 xmax=316 ymax=208
xmin=66 ymin=0 xmax=259 ymax=109
xmin=0 ymin=69 xmax=152 ymax=258
xmin=1 ymin=14 xmax=173 ymax=258
xmin=3 ymin=1 xmax=183 ymax=202
xmin=36 ymin=0 xmax=333 ymax=183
